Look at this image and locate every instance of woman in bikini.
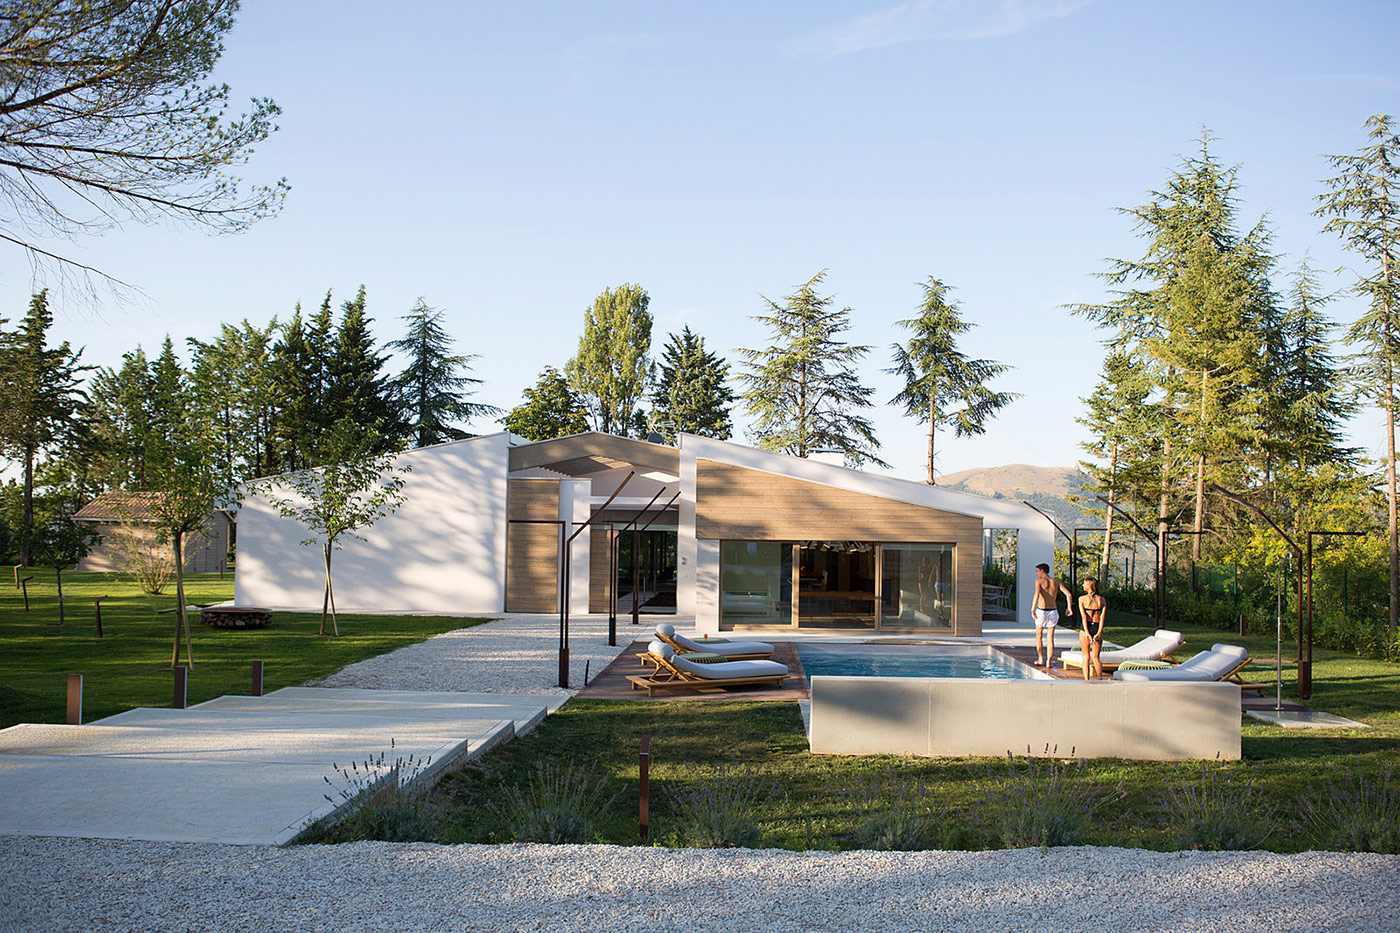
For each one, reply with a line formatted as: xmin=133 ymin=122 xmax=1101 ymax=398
xmin=1077 ymin=577 xmax=1107 ymax=681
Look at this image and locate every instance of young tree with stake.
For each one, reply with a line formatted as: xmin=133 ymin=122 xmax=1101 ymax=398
xmin=256 ymin=419 xmax=409 ymax=636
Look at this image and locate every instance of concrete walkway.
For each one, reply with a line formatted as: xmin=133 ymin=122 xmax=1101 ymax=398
xmin=0 ymin=686 xmax=561 ymax=845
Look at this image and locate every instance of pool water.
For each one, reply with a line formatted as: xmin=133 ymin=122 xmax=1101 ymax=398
xmin=798 ymin=644 xmax=1047 ymax=680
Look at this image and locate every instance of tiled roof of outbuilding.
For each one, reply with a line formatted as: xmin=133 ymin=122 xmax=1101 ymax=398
xmin=73 ymin=491 xmax=165 ymax=523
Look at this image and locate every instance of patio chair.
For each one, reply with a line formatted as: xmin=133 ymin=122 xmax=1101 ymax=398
xmin=654 ymin=622 xmax=775 ymax=660
xmin=1111 ymin=643 xmax=1268 ymax=691
xmin=1060 ymin=629 xmax=1185 ymax=672
xmin=627 ymin=641 xmax=790 ymax=696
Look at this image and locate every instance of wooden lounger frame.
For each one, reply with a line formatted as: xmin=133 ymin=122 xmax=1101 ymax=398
xmin=626 ymin=651 xmax=789 ymax=697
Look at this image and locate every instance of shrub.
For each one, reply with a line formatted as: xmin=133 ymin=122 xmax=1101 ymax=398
xmin=319 ymin=744 xmax=438 ymax=842
xmin=488 ymin=759 xmax=620 ymax=844
xmin=852 ymin=809 xmax=929 ymax=851
xmin=667 ymin=765 xmax=782 ymax=848
xmin=1301 ymin=764 xmax=1400 ymax=854
xmin=985 ymin=749 xmax=1122 ymax=849
xmin=1161 ymin=763 xmax=1273 ymax=851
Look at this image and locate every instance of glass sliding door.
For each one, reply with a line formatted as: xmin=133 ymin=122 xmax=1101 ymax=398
xmin=720 ymin=541 xmax=792 ymax=626
xmin=880 ymin=544 xmax=955 ymax=630
xmin=796 ymin=541 xmax=877 ymax=629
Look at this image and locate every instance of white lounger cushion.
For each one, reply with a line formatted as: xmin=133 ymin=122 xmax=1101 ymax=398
xmin=1060 ymin=629 xmax=1184 ymax=666
xmin=648 ymin=641 xmax=787 ymax=679
xmin=656 ymin=623 xmax=774 ymax=657
xmin=1113 ymin=643 xmax=1249 ymax=682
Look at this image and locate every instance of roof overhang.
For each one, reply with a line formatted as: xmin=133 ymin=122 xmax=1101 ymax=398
xmin=507 ymin=432 xmax=680 ymax=478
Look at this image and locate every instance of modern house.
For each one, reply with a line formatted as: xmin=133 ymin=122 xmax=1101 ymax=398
xmin=74 ymin=492 xmax=232 ymax=574
xmin=235 ymin=432 xmax=1055 ymax=635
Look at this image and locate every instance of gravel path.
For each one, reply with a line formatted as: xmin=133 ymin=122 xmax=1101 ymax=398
xmin=2 ymin=836 xmax=1395 ymax=932
xmin=316 ymin=612 xmax=641 ymax=694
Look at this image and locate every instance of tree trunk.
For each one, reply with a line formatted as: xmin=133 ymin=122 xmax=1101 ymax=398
xmin=171 ymin=530 xmax=194 ymax=667
xmin=321 ymin=541 xmax=339 ymax=637
xmin=926 ymin=393 xmax=937 ymax=485
xmin=1193 ymin=452 xmax=1206 ymax=562
xmin=1388 ymin=357 xmax=1398 ymax=633
xmin=55 ymin=566 xmax=64 ymax=624
xmin=1158 ymin=437 xmax=1173 ymax=623
xmin=1192 ymin=367 xmax=1207 ymax=562
xmin=20 ymin=445 xmax=34 ymax=567
xmin=1100 ymin=434 xmax=1120 ymax=580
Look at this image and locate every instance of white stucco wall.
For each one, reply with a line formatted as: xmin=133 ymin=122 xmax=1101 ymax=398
xmin=235 ymin=433 xmax=510 ymax=613
xmin=560 ymin=479 xmax=591 ymax=616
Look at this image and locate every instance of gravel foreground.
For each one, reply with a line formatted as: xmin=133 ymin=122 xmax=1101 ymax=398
xmin=2 ymin=836 xmax=1395 ymax=932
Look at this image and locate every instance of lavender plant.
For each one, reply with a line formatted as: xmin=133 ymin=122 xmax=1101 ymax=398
xmin=985 ymin=747 xmax=1122 ymax=849
xmin=319 ymin=741 xmax=437 ymax=842
xmin=488 ymin=759 xmax=620 ymax=844
xmin=666 ymin=765 xmax=783 ymax=848
xmin=839 ymin=765 xmax=932 ymax=851
xmin=1301 ymin=763 xmax=1400 ymax=853
xmin=1161 ymin=763 xmax=1274 ymax=851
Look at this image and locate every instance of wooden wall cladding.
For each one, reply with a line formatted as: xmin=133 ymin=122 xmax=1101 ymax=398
xmin=506 ymin=479 xmax=560 ymax=612
xmin=589 ymin=528 xmax=611 ymax=613
xmin=695 ymin=460 xmax=984 ymax=634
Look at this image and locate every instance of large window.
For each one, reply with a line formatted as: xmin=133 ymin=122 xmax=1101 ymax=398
xmin=720 ymin=540 xmax=956 ymax=630
xmin=719 ymin=541 xmax=792 ymax=625
xmin=881 ymin=544 xmax=954 ymax=629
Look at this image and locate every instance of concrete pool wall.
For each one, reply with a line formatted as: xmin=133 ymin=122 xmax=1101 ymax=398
xmin=809 ymin=677 xmax=1241 ymax=761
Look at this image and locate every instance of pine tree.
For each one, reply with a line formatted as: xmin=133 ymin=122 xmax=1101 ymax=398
xmin=387 ymin=299 xmax=498 ymax=447
xmin=324 ymin=286 xmax=397 ymax=453
xmin=502 ymin=367 xmax=590 ymax=441
xmin=1077 ymin=352 xmax=1157 ymax=577
xmin=1316 ymin=114 xmax=1400 ymax=630
xmin=650 ymin=327 xmax=734 ymax=443
xmin=887 ymin=278 xmax=1018 ymax=483
xmin=269 ymin=305 xmax=318 ymax=472
xmin=565 ymin=284 xmax=654 ymax=437
xmin=188 ymin=319 xmax=278 ymax=485
xmin=1074 ymin=133 xmax=1279 ymax=563
xmin=738 ymin=270 xmax=885 ymax=467
xmin=87 ymin=347 xmax=153 ymax=489
xmin=0 ymin=291 xmax=87 ymax=565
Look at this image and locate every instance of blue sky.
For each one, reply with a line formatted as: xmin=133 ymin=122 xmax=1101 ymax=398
xmin=7 ymin=0 xmax=1400 ymax=481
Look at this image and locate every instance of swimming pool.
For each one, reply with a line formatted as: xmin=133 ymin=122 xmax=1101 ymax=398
xmin=798 ymin=644 xmax=1051 ymax=680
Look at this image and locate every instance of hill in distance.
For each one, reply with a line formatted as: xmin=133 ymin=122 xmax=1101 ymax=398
xmin=937 ymin=464 xmax=1093 ymax=532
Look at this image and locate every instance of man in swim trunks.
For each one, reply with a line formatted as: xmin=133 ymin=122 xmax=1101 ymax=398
xmin=1032 ymin=562 xmax=1073 ymax=666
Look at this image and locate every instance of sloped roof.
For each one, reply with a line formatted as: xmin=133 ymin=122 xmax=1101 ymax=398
xmin=74 ymin=492 xmax=165 ymax=523
xmin=508 ymin=432 xmax=680 ymax=476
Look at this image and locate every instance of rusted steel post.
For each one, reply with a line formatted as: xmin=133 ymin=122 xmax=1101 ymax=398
xmin=173 ymin=665 xmax=188 ymax=709
xmin=20 ymin=576 xmax=33 ymax=611
xmin=66 ymin=674 xmax=82 ymax=725
xmin=639 ymin=734 xmax=651 ymax=839
xmin=252 ymin=660 xmax=264 ymax=697
xmin=94 ymin=596 xmax=107 ymax=638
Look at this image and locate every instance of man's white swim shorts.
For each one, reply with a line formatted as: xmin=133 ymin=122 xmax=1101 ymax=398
xmin=1033 ymin=609 xmax=1060 ymax=629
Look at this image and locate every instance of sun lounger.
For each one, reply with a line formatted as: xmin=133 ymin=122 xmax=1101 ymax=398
xmin=1060 ymin=629 xmax=1184 ymax=672
xmin=627 ymin=641 xmax=789 ymax=696
xmin=654 ymin=622 xmax=775 ymax=660
xmin=1111 ymin=643 xmax=1266 ymax=690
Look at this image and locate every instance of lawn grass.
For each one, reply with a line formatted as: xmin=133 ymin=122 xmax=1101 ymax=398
xmin=428 ymin=612 xmax=1400 ymax=852
xmin=0 ymin=569 xmax=491 ymax=728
